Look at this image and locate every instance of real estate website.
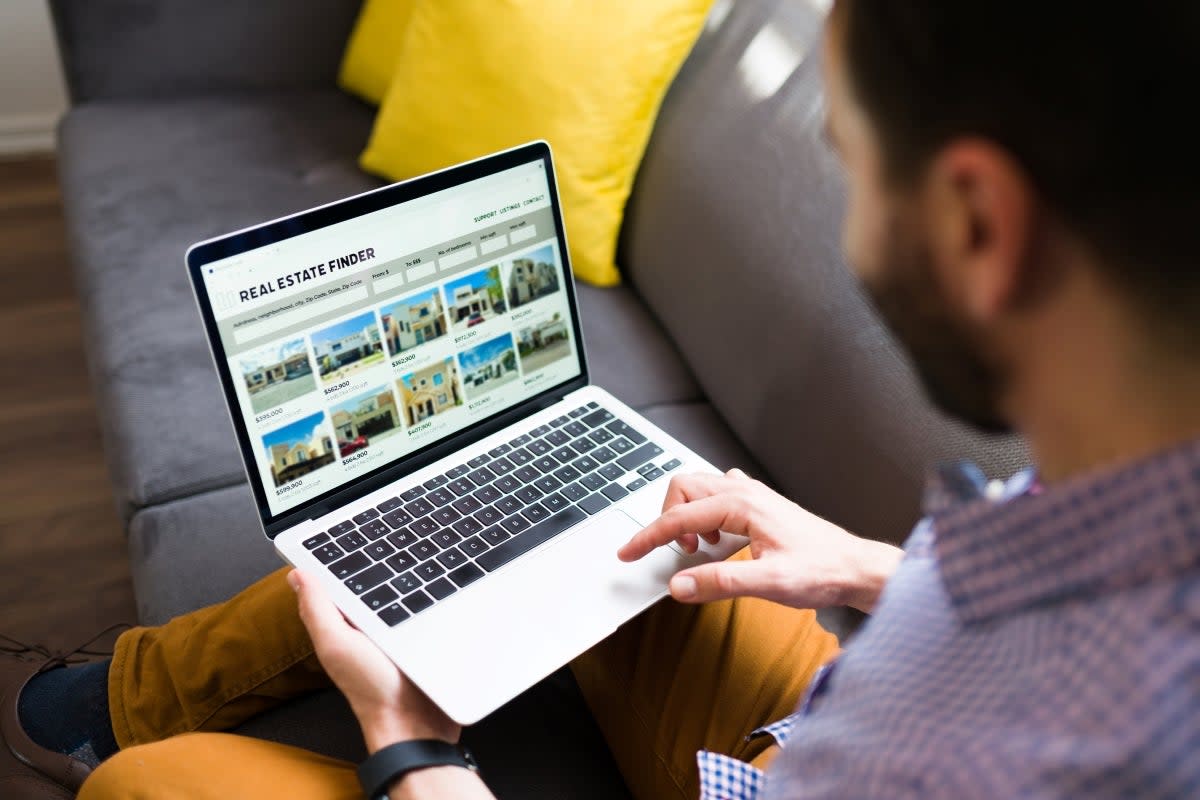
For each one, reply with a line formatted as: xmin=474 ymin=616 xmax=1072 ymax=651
xmin=201 ymin=162 xmax=582 ymax=516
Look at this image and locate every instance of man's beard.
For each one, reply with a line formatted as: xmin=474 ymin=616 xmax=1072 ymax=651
xmin=862 ymin=215 xmax=1012 ymax=434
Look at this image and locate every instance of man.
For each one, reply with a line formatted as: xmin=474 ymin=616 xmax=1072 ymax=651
xmin=6 ymin=1 xmax=1200 ymax=797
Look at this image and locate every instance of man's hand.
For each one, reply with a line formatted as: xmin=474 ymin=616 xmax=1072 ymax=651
xmin=618 ymin=469 xmax=903 ymax=612
xmin=288 ymin=569 xmax=461 ymax=754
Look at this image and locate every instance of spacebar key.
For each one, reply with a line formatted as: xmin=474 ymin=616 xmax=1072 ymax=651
xmin=477 ymin=507 xmax=586 ymax=572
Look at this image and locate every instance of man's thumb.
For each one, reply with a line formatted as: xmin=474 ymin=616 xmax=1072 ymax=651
xmin=669 ymin=560 xmax=767 ymax=603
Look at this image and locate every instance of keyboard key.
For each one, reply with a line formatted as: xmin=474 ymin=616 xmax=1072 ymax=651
xmin=662 ymin=458 xmax=682 ymax=471
xmin=488 ymin=457 xmax=515 ymax=476
xmin=582 ymin=408 xmax=614 ymax=427
xmin=530 ymin=424 xmax=551 ymax=438
xmin=569 ymin=406 xmax=590 ymax=418
xmin=626 ymin=477 xmax=647 ymax=492
xmin=427 ymin=577 xmax=457 ymax=600
xmin=451 ymin=496 xmax=483 ymax=515
xmin=527 ymin=439 xmax=552 ymax=456
xmin=501 ymin=515 xmax=532 ymax=535
xmin=363 ymin=583 xmax=397 ymax=610
xmin=459 ymin=535 xmax=489 ymax=557
xmin=352 ymin=509 xmax=380 ymax=525
xmin=437 ymin=548 xmax=468 ymax=569
xmin=606 ymin=420 xmax=647 ymax=445
xmin=360 ymin=519 xmax=390 ymax=540
xmin=541 ymin=492 xmax=569 ymax=513
xmin=385 ymin=551 xmax=417 ymax=574
xmin=599 ymin=464 xmax=625 ymax=481
xmin=553 ymin=466 xmax=582 ymax=484
xmin=602 ymin=483 xmax=630 ymax=501
xmin=581 ymin=472 xmax=608 ymax=491
xmin=637 ymin=463 xmax=657 ymax=476
xmin=488 ymin=444 xmax=512 ymax=457
xmin=335 ymin=531 xmax=368 ymax=552
xmin=330 ymin=551 xmax=370 ymax=579
xmin=551 ymin=446 xmax=576 ymax=463
xmin=427 ymin=488 xmax=455 ymax=507
xmin=327 ymin=520 xmax=356 ymax=536
xmin=404 ymin=497 xmax=435 ymax=517
xmin=467 ymin=467 xmax=496 ymax=487
xmin=572 ymin=455 xmax=600 ymax=474
xmin=586 ymin=401 xmax=599 ymax=409
xmin=432 ymin=530 xmax=462 ymax=549
xmin=617 ymin=442 xmax=664 ymax=472
xmin=609 ymin=437 xmax=634 ymax=454
xmin=564 ymin=421 xmax=588 ymax=438
xmin=467 ymin=454 xmax=491 ymax=468
xmin=345 ymin=563 xmax=392 ymax=594
xmin=589 ymin=428 xmax=614 ymax=444
xmin=410 ymin=517 xmax=439 ymax=536
xmin=447 ymin=464 xmax=470 ymax=478
xmin=545 ymin=430 xmax=570 ymax=447
xmin=507 ymin=448 xmax=532 ymax=465
xmin=449 ymin=562 xmax=486 ymax=588
xmin=515 ymin=486 xmax=544 ymax=504
xmin=377 ymin=496 xmax=404 ymax=513
xmin=522 ymin=503 xmax=551 ymax=524
xmin=408 ymin=541 xmax=438 ymax=561
xmin=644 ymin=467 xmax=664 ymax=482
xmin=591 ymin=446 xmax=616 ymax=463
xmin=550 ymin=415 xmax=571 ymax=427
xmin=493 ymin=475 xmax=521 ymax=493
xmin=391 ymin=571 xmax=421 ymax=594
xmin=473 ymin=485 xmax=503 ymax=504
xmin=481 ymin=526 xmax=510 ymax=545
xmin=515 ymin=465 xmax=542 ymax=483
xmin=532 ymin=457 xmax=558 ymax=474
xmin=508 ymin=433 xmax=532 ymax=447
xmin=302 ymin=532 xmax=329 ymax=549
xmin=382 ymin=510 xmax=413 ymax=530
xmin=378 ymin=602 xmax=410 ymax=626
xmin=534 ymin=475 xmax=564 ymax=493
xmin=448 ymin=478 xmax=476 ymax=497
xmin=431 ymin=507 xmax=461 ymax=526
xmin=478 ymin=507 xmax=587 ymax=572
xmin=452 ymin=517 xmax=484 ymax=537
xmin=561 ymin=482 xmax=589 ymax=502
xmin=402 ymin=591 xmax=434 ymax=615
xmin=579 ymin=494 xmax=612 ymax=515
xmin=365 ymin=540 xmax=396 ymax=561
xmin=472 ymin=506 xmax=504 ymax=526
xmin=571 ymin=437 xmax=598 ymax=454
xmin=494 ymin=495 xmax=524 ymax=515
xmin=415 ymin=560 xmax=445 ymax=581
xmin=401 ymin=486 xmax=426 ymax=502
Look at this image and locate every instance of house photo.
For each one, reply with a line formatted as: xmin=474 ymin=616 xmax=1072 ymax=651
xmin=329 ymin=385 xmax=401 ymax=455
xmin=516 ymin=312 xmax=571 ymax=373
xmin=457 ymin=332 xmax=520 ymax=401
xmin=310 ymin=310 xmax=385 ymax=383
xmin=237 ymin=337 xmax=316 ymax=413
xmin=379 ymin=287 xmax=448 ymax=356
xmin=507 ymin=244 xmax=560 ymax=309
xmin=443 ymin=265 xmax=507 ymax=331
xmin=261 ymin=411 xmax=336 ymax=487
xmin=398 ymin=357 xmax=463 ymax=427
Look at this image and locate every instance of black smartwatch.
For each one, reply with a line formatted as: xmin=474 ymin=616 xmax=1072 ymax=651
xmin=357 ymin=739 xmax=478 ymax=800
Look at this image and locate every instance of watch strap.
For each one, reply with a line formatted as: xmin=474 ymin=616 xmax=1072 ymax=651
xmin=357 ymin=739 xmax=475 ymax=800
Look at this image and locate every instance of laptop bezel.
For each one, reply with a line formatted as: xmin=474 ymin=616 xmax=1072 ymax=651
xmin=185 ymin=141 xmax=590 ymax=538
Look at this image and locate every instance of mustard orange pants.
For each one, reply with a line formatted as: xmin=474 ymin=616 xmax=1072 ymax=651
xmin=80 ymin=551 xmax=838 ymax=799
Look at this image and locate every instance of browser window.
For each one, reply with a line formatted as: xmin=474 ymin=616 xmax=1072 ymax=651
xmin=201 ymin=162 xmax=582 ymax=515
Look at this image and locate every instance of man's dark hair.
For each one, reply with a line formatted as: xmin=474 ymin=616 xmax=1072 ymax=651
xmin=835 ymin=2 xmax=1200 ymax=338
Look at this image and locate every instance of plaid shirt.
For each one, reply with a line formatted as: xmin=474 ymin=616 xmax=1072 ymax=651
xmin=699 ymin=437 xmax=1200 ymax=799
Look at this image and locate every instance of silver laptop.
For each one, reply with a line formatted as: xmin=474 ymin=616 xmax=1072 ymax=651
xmin=186 ymin=141 xmax=744 ymax=724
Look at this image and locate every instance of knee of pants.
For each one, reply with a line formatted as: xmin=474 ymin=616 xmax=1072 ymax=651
xmin=78 ymin=743 xmax=159 ymax=800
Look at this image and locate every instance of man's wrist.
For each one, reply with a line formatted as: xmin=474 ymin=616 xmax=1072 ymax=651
xmin=360 ymin=713 xmax=461 ymax=755
xmin=842 ymin=538 xmax=903 ymax=613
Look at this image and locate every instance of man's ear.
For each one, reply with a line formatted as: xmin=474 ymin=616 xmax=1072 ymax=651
xmin=924 ymin=139 xmax=1036 ymax=322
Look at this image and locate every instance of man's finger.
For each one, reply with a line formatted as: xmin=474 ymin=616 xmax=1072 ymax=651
xmin=668 ymin=559 xmax=774 ymax=604
xmin=619 ymin=494 xmax=743 ymax=561
xmin=660 ymin=471 xmax=738 ymax=515
xmin=290 ymin=569 xmax=355 ymax=649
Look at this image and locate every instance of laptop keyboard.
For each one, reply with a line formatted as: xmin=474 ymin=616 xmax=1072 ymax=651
xmin=300 ymin=402 xmax=683 ymax=627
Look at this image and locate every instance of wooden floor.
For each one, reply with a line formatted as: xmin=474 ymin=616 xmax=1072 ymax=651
xmin=0 ymin=156 xmax=137 ymax=653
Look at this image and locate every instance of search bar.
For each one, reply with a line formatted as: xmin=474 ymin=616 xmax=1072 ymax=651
xmin=233 ymin=286 xmax=370 ymax=345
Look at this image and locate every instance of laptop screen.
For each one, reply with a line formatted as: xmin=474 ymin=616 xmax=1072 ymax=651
xmin=195 ymin=154 xmax=583 ymax=519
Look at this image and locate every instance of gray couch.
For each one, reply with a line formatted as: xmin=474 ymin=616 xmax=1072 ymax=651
xmin=50 ymin=1 xmax=1028 ymax=796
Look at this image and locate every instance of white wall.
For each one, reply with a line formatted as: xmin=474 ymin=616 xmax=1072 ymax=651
xmin=0 ymin=1 xmax=69 ymax=155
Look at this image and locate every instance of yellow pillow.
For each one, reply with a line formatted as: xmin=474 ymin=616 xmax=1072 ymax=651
xmin=338 ymin=0 xmax=415 ymax=105
xmin=358 ymin=0 xmax=713 ymax=287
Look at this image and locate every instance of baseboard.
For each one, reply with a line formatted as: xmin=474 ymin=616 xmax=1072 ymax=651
xmin=0 ymin=111 xmax=60 ymax=156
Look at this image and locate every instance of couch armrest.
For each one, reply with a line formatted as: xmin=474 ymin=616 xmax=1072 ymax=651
xmin=48 ymin=0 xmax=362 ymax=103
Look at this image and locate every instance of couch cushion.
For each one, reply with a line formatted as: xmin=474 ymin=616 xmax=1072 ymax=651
xmin=622 ymin=0 xmax=1029 ymax=547
xmin=58 ymin=93 xmax=699 ymax=519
